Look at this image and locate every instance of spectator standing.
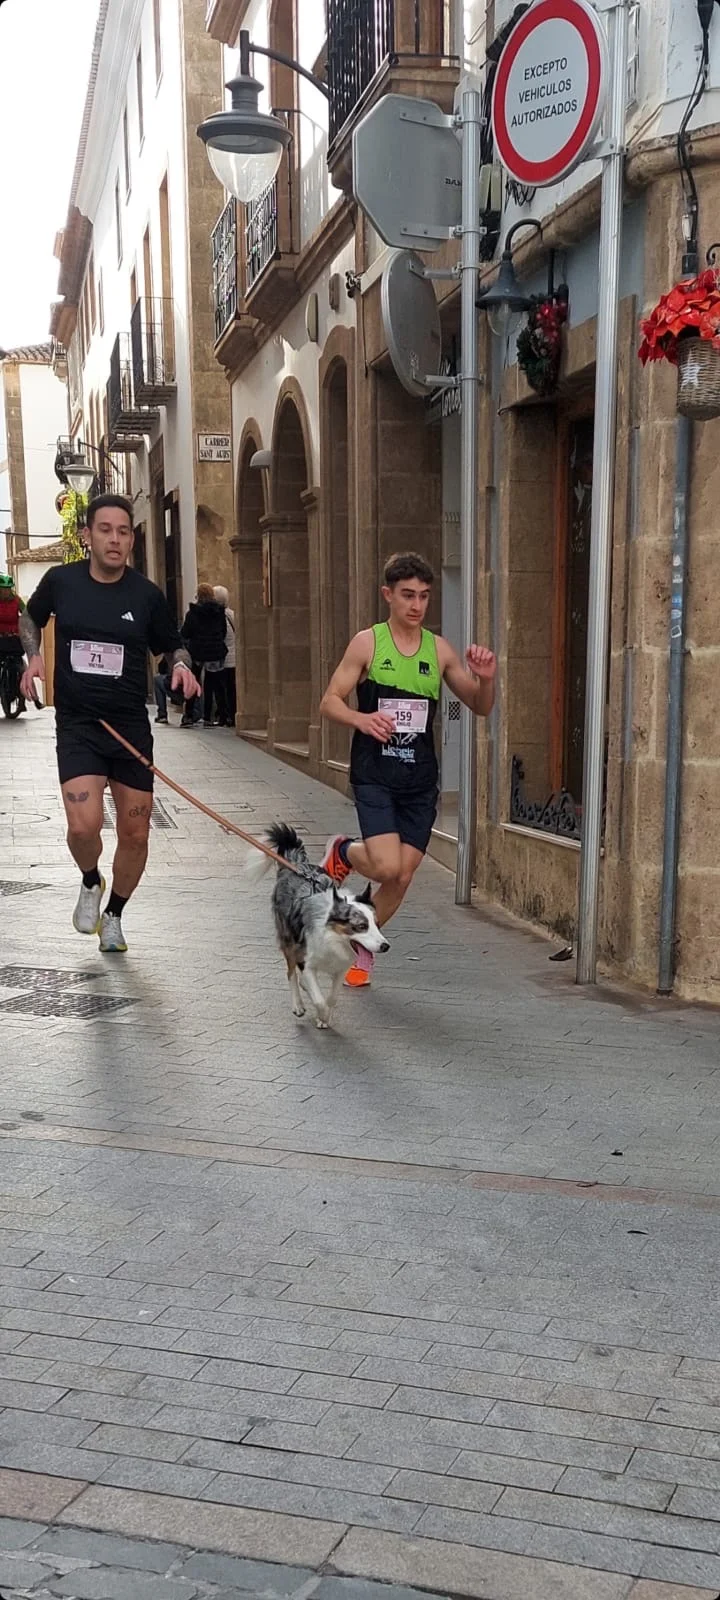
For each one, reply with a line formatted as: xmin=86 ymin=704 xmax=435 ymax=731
xmin=180 ymin=584 xmax=227 ymax=728
xmin=214 ymin=585 xmax=236 ymax=728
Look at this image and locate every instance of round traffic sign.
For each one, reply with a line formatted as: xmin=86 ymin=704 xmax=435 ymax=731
xmin=381 ymin=250 xmax=442 ymax=397
xmin=491 ymin=0 xmax=608 ymax=187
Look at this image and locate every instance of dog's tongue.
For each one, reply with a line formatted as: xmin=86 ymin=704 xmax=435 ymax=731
xmin=350 ymin=944 xmax=375 ymax=974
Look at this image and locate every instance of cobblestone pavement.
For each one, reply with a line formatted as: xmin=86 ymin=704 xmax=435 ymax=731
xmin=0 ymin=712 xmax=719 ymax=1600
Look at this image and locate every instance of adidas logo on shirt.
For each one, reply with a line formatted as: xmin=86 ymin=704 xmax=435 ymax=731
xmin=121 ymin=611 xmax=134 ymax=621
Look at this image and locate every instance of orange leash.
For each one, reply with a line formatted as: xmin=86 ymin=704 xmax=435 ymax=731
xmin=99 ymin=719 xmax=302 ymax=875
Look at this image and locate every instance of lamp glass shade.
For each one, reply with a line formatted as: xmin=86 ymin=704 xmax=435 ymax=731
xmin=63 ymin=463 xmax=96 ymax=497
xmin=206 ymin=140 xmax=283 ymax=205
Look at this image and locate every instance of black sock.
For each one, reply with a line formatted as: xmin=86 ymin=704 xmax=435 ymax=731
xmin=338 ymin=838 xmax=355 ymax=868
xmin=106 ymin=891 xmax=128 ymax=918
xmin=82 ymin=868 xmax=101 ymax=890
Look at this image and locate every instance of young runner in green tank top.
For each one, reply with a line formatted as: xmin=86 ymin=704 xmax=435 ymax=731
xmin=320 ymin=551 xmax=497 ymax=987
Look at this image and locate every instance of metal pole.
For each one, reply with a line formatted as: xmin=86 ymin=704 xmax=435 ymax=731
xmin=657 ymin=412 xmax=692 ymax=993
xmin=575 ymin=0 xmax=629 ymax=981
xmin=455 ymin=80 xmax=482 ymax=905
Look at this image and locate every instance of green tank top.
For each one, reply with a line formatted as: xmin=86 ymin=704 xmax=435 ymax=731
xmin=350 ymin=622 xmax=441 ymax=792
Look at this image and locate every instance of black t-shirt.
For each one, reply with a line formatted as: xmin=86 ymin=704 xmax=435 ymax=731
xmin=27 ymin=562 xmax=183 ymax=728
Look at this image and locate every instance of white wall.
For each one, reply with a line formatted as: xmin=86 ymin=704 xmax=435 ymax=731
xmin=71 ymin=0 xmax=197 ymax=593
xmin=230 ymin=237 xmax=356 ymax=477
xmin=19 ymin=365 xmax=67 ymax=543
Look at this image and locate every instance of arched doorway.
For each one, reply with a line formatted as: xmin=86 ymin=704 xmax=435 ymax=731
xmin=324 ymin=360 xmax=350 ymax=766
xmin=270 ymin=395 xmax=311 ymax=749
xmin=235 ymin=437 xmax=269 ymax=733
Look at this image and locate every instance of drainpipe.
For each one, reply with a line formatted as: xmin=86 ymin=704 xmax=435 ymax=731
xmin=657 ymin=411 xmax=692 ymax=994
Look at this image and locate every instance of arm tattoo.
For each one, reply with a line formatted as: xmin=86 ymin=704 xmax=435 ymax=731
xmin=171 ymin=647 xmax=192 ymax=669
xmin=19 ymin=612 xmax=41 ymax=657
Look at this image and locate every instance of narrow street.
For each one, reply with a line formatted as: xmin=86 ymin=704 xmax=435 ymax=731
xmin=1 ymin=714 xmax=719 ymax=1600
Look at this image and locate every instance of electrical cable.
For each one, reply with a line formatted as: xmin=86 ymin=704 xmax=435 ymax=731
xmin=677 ymin=0 xmax=714 ymax=272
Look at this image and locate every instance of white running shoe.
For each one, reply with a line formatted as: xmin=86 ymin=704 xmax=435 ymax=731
xmin=99 ymin=912 xmax=128 ymax=954
xmin=72 ymin=876 xmax=106 ymax=936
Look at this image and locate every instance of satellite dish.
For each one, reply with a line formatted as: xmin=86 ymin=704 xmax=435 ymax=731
xmin=381 ymin=250 xmax=442 ymax=398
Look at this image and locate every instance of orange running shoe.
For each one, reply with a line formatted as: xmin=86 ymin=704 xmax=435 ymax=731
xmin=344 ymin=945 xmax=374 ymax=988
xmin=321 ymin=833 xmax=353 ymax=884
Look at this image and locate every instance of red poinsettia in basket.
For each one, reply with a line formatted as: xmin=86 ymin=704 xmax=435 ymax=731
xmin=639 ymin=268 xmax=720 ymax=365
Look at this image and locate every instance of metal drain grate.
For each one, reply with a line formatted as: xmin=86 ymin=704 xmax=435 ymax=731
xmin=0 ymin=991 xmax=135 ymax=1018
xmin=102 ymin=795 xmax=176 ymax=831
xmin=0 ymin=965 xmax=136 ymax=1019
xmin=0 ymin=966 xmax=100 ymax=990
xmin=0 ymin=880 xmax=51 ymax=897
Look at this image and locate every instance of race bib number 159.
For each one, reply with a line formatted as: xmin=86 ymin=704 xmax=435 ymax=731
xmin=379 ymin=697 xmax=428 ymax=734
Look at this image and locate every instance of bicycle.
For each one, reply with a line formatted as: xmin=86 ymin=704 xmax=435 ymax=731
xmin=0 ymin=650 xmax=26 ymax=718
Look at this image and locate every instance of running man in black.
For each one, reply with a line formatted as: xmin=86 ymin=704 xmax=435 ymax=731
xmin=320 ymin=551 xmax=496 ymax=986
xmin=19 ymin=494 xmax=201 ymax=952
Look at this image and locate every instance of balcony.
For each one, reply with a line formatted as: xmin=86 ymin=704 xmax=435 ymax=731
xmin=205 ymin=0 xmax=244 ymax=44
xmin=246 ymin=180 xmax=280 ymax=292
xmin=107 ymin=333 xmax=159 ymax=451
xmin=326 ymin=0 xmax=458 ymax=191
xmin=97 ymin=437 xmax=127 ymax=498
xmin=211 ymin=197 xmax=259 ymax=377
xmin=130 ymin=297 xmax=176 ymax=405
xmin=243 ymin=143 xmax=298 ymax=324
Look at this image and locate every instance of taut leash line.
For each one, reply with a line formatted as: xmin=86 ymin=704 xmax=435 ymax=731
xmin=99 ymin=719 xmax=301 ymax=874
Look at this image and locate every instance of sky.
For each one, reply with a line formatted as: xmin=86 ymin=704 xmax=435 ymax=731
xmin=0 ymin=0 xmax=99 ymax=352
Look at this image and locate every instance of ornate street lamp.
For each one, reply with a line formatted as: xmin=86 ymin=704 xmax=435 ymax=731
xmin=197 ymin=30 xmax=326 ymax=206
xmin=476 ymin=219 xmax=543 ymax=339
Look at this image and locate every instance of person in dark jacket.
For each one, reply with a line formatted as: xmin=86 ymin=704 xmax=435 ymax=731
xmin=180 ymin=584 xmax=227 ymax=727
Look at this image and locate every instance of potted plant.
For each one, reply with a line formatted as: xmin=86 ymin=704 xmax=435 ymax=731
xmin=58 ymin=489 xmax=88 ymax=563
xmin=638 ymin=266 xmax=720 ymax=419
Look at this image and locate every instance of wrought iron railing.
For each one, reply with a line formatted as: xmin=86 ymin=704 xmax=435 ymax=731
xmin=245 ymin=178 xmax=280 ymax=292
xmin=510 ymin=755 xmax=582 ymax=842
xmin=67 ymin=336 xmax=83 ymax=422
xmin=326 ymin=0 xmax=450 ymax=142
xmin=107 ymin=332 xmax=157 ymax=440
xmin=97 ymin=438 xmax=126 ymax=497
xmin=212 ymin=198 xmax=239 ymax=341
xmin=130 ymin=296 xmax=176 ymax=399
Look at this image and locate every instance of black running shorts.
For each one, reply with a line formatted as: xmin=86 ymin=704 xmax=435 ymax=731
xmin=352 ymin=780 xmax=438 ymax=855
xmin=56 ymin=718 xmax=154 ymax=794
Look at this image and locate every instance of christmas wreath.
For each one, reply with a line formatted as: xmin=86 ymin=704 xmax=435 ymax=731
xmin=639 ymin=268 xmax=720 ymax=365
xmin=516 ymin=290 xmax=568 ymax=395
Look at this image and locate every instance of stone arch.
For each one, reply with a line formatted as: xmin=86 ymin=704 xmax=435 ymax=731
xmin=234 ymin=420 xmax=269 ymax=733
xmin=319 ymin=327 xmax=355 ymax=768
xmin=268 ymin=384 xmax=314 ymax=748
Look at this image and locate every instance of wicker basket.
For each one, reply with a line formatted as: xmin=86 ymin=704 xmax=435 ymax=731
xmin=677 ymin=335 xmax=720 ymax=419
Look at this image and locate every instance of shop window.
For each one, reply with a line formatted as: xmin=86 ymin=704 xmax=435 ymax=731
xmin=508 ymin=405 xmax=595 ymax=841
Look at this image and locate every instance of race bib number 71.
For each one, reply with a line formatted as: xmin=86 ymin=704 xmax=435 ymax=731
xmin=70 ymin=640 xmax=124 ymax=677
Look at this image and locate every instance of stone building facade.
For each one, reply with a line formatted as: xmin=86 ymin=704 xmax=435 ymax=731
xmin=51 ymin=0 xmax=234 ymax=616
xmin=205 ymin=0 xmax=720 ymax=1002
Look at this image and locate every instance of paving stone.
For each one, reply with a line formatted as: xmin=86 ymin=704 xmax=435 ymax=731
xmin=0 ymin=1552 xmax=57 ymax=1588
xmin=314 ymin=1581 xmax=451 ymax=1600
xmin=57 ymin=1485 xmax=344 ymax=1566
xmin=45 ymin=1570 xmax=198 ymax=1599
xmin=179 ymin=1551 xmax=317 ymax=1594
xmin=0 ymin=1515 xmax=48 ymax=1550
xmin=27 ymin=1526 xmax=183 ymax=1573
xmin=330 ymin=1526 xmax=635 ymax=1598
xmin=0 ymin=1469 xmax=86 ymax=1521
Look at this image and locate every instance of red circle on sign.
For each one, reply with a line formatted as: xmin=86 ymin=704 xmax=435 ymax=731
xmin=492 ymin=0 xmax=605 ymax=186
